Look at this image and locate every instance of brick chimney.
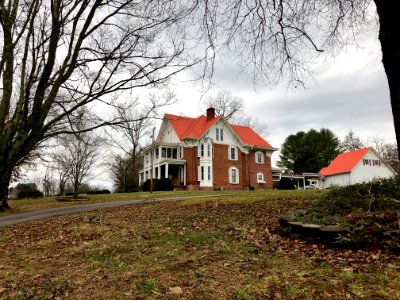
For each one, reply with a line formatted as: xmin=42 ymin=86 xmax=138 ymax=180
xmin=206 ymin=107 xmax=215 ymax=120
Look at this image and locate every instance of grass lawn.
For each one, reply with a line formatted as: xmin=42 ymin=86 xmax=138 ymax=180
xmin=0 ymin=190 xmax=399 ymax=299
xmin=1 ymin=190 xmax=238 ymax=216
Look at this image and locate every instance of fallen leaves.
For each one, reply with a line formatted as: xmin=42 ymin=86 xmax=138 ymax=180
xmin=0 ymin=198 xmax=398 ymax=299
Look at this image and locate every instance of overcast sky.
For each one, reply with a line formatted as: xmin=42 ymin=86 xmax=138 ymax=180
xmin=159 ymin=31 xmax=395 ymax=166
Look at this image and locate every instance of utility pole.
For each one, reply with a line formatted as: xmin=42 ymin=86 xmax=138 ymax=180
xmin=150 ymin=127 xmax=156 ymax=193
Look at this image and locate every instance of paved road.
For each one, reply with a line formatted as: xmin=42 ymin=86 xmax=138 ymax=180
xmin=0 ymin=194 xmax=231 ymax=227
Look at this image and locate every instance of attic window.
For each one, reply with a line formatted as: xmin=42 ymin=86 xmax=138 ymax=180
xmin=216 ymin=128 xmax=224 ymax=141
xmin=363 ymin=159 xmax=381 ymax=167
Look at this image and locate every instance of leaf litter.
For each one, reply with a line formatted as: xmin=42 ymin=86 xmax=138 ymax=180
xmin=0 ymin=196 xmax=399 ymax=299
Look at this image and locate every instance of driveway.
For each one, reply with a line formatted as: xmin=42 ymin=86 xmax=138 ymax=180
xmin=0 ymin=194 xmax=231 ymax=227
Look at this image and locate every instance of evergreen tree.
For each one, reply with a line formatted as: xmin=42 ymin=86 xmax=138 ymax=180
xmin=278 ymin=128 xmax=341 ymax=174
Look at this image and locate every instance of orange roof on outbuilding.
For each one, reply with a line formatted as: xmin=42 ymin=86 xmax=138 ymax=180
xmin=319 ymin=147 xmax=371 ymax=176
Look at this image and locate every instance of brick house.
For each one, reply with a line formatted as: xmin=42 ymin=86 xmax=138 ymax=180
xmin=139 ymin=108 xmax=277 ymax=190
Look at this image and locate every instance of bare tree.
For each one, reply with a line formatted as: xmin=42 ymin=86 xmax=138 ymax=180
xmin=342 ymin=130 xmax=365 ymax=152
xmin=42 ymin=168 xmax=57 ymax=197
xmin=204 ymin=90 xmax=266 ymax=134
xmin=53 ymin=133 xmax=104 ymax=198
xmin=198 ymin=1 xmax=400 ymax=160
xmin=52 ymin=110 xmax=105 ymax=198
xmin=109 ymin=153 xmax=142 ymax=193
xmin=366 ymin=135 xmax=400 ymax=173
xmin=204 ymin=90 xmax=244 ymax=120
xmin=106 ymin=92 xmax=174 ymax=192
xmin=0 ymin=0 xmax=210 ymax=209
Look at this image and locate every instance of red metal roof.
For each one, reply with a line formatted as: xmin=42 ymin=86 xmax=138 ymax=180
xmin=231 ymin=124 xmax=273 ymax=148
xmin=319 ymin=147 xmax=372 ymax=176
xmin=165 ymin=114 xmax=222 ymax=139
xmin=164 ymin=113 xmax=273 ymax=148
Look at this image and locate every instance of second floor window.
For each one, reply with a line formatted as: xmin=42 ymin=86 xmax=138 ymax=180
xmin=255 ymin=151 xmax=264 ymax=164
xmin=198 ymin=143 xmax=212 ymax=157
xmin=179 ymin=146 xmax=184 ymax=159
xmin=229 ymin=146 xmax=238 ymax=160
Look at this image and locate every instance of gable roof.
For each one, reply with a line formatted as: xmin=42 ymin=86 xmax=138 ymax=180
xmin=319 ymin=147 xmax=371 ymax=176
xmin=164 ymin=113 xmax=273 ymax=149
xmin=165 ymin=113 xmax=222 ymax=139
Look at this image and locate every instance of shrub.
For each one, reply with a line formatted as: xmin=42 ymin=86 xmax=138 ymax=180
xmin=278 ymin=177 xmax=295 ymax=190
xmin=155 ymin=178 xmax=174 ymax=191
xmin=141 ymin=178 xmax=174 ymax=191
xmin=142 ymin=179 xmax=158 ymax=192
xmin=87 ymin=189 xmax=111 ymax=194
xmin=14 ymin=183 xmax=43 ymax=199
xmin=299 ymin=176 xmax=400 ymax=225
xmin=316 ymin=176 xmax=400 ymax=215
xmin=16 ymin=189 xmax=44 ymax=199
xmin=126 ymin=187 xmax=140 ymax=193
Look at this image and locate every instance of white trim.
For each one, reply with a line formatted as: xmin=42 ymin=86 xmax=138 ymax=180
xmin=228 ymin=146 xmax=238 ymax=160
xmin=255 ymin=151 xmax=264 ymax=164
xmin=229 ymin=167 xmax=239 ymax=184
xmin=257 ymin=172 xmax=265 ymax=183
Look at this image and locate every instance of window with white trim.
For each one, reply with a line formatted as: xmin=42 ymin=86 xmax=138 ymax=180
xmin=228 ymin=146 xmax=238 ymax=160
xmin=257 ymin=172 xmax=265 ymax=183
xmin=198 ymin=143 xmax=212 ymax=158
xmin=179 ymin=146 xmax=184 ymax=159
xmin=197 ymin=144 xmax=204 ymax=157
xmin=198 ymin=165 xmax=205 ymax=181
xmin=207 ymin=166 xmax=211 ymax=181
xmin=229 ymin=167 xmax=239 ymax=184
xmin=216 ymin=128 xmax=224 ymax=141
xmin=255 ymin=151 xmax=264 ymax=164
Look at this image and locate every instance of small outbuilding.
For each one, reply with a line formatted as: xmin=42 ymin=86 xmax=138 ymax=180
xmin=319 ymin=147 xmax=396 ymax=188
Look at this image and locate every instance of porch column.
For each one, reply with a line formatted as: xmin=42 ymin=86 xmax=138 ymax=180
xmin=165 ymin=163 xmax=169 ymax=178
xmin=157 ymin=167 xmax=161 ymax=179
xmin=183 ymin=165 xmax=186 ymax=185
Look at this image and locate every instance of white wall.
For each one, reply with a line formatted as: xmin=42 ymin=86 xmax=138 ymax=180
xmin=350 ymin=150 xmax=395 ymax=182
xmin=204 ymin=119 xmax=246 ymax=152
xmin=323 ymin=173 xmax=351 ymax=188
xmin=157 ymin=120 xmax=180 ymax=144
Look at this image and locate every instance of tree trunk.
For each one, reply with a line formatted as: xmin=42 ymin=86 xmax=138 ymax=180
xmin=0 ymin=170 xmax=12 ymax=211
xmin=374 ymin=0 xmax=400 ymax=160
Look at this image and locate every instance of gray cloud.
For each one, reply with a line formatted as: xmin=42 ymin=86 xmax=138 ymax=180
xmin=167 ymin=36 xmax=395 ymax=156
